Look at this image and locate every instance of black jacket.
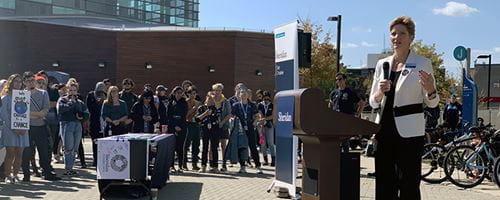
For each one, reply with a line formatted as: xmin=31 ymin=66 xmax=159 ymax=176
xmin=166 ymin=97 xmax=187 ymax=133
xmin=130 ymin=102 xmax=159 ymax=133
xmin=57 ymin=95 xmax=90 ymax=122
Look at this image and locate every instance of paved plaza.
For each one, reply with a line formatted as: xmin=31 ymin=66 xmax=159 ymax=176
xmin=0 ymin=138 xmax=499 ymax=200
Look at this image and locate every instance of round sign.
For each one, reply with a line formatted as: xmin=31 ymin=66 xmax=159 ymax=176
xmin=14 ymin=101 xmax=28 ymax=114
xmin=454 ymin=46 xmax=467 ymax=61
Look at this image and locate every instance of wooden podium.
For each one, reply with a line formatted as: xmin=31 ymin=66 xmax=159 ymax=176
xmin=275 ymin=88 xmax=380 ymax=200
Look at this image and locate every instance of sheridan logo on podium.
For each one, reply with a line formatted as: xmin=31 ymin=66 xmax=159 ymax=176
xmin=278 ymin=112 xmax=292 ymax=122
xmin=275 ymin=95 xmax=295 ymax=186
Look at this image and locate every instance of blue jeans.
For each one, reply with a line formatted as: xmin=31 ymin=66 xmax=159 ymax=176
xmin=259 ymin=124 xmax=276 ymax=157
xmin=60 ymin=121 xmax=82 ymax=170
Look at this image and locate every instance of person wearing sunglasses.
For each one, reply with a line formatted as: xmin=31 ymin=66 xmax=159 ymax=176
xmin=119 ymin=78 xmax=138 ymax=132
xmin=329 ymin=72 xmax=365 ymax=153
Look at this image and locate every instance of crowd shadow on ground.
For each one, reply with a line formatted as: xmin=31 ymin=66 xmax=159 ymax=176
xmin=0 ymin=152 xmax=98 ymax=199
xmin=170 ymin=169 xmax=274 ymax=180
xmin=0 ymin=168 xmax=96 ymax=199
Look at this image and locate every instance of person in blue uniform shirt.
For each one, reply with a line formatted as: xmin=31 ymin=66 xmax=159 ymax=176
xmin=329 ymin=72 xmax=365 ymax=152
xmin=443 ymin=95 xmax=462 ymax=131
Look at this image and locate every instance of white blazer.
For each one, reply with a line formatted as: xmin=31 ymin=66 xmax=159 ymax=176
xmin=369 ymin=51 xmax=439 ymax=138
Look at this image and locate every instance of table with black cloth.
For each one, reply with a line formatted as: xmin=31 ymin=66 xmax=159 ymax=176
xmin=97 ymin=133 xmax=175 ymax=199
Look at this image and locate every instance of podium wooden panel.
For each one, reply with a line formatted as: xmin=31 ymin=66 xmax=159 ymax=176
xmin=275 ymin=88 xmax=380 ymax=200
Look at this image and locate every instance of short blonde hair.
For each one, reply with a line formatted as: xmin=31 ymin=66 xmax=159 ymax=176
xmin=66 ymin=78 xmax=79 ymax=89
xmin=212 ymin=83 xmax=224 ymax=91
xmin=389 ymin=16 xmax=415 ymax=37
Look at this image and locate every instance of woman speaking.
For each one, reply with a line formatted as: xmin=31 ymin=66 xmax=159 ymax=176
xmin=369 ymin=16 xmax=439 ymax=199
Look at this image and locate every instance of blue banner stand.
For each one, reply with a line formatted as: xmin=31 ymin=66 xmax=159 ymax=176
xmin=462 ymin=68 xmax=478 ymax=131
xmin=268 ymin=21 xmax=299 ymax=199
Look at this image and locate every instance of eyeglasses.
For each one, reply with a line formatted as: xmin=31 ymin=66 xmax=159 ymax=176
xmin=123 ymin=82 xmax=132 ymax=85
xmin=336 ymin=78 xmax=343 ymax=81
xmin=24 ymin=77 xmax=35 ymax=82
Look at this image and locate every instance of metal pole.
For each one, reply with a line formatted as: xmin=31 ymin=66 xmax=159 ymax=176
xmin=487 ymin=55 xmax=491 ymax=109
xmin=336 ymin=15 xmax=342 ymax=73
xmin=487 ymin=55 xmax=492 ymax=123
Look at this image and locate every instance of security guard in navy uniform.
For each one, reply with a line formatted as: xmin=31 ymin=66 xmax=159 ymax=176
xmin=329 ymin=72 xmax=365 ymax=152
xmin=443 ymin=95 xmax=462 ymax=131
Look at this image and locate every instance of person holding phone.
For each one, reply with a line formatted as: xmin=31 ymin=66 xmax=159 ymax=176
xmin=57 ymin=82 xmax=89 ymax=176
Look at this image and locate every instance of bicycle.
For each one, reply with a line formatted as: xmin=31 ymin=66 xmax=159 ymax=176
xmin=421 ymin=127 xmax=473 ymax=184
xmin=443 ymin=125 xmax=498 ymax=188
xmin=489 ymin=129 xmax=500 ymax=188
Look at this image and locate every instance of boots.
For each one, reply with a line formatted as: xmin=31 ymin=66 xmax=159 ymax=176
xmin=271 ymin=156 xmax=275 ymax=167
xmin=192 ymin=163 xmax=200 ymax=171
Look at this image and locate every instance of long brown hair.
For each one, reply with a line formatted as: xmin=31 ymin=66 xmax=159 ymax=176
xmin=104 ymin=86 xmax=119 ymax=105
xmin=1 ymin=74 xmax=22 ymax=96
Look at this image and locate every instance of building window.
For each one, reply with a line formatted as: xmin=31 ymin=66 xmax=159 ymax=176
xmin=28 ymin=0 xmax=52 ymax=4
xmin=0 ymin=0 xmax=15 ymax=9
xmin=53 ymin=0 xmax=77 ymax=8
xmin=52 ymin=6 xmax=85 ymax=14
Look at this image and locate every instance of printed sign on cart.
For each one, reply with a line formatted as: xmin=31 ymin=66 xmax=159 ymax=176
xmin=97 ymin=139 xmax=130 ymax=180
xmin=11 ymin=90 xmax=30 ymax=130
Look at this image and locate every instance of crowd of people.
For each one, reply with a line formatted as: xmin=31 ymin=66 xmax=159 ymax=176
xmin=0 ymin=70 xmax=278 ymax=184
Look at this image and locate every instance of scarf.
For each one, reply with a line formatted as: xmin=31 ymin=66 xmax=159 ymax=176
xmin=214 ymin=94 xmax=226 ymax=108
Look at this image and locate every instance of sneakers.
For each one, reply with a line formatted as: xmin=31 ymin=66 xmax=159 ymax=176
xmin=192 ymin=164 xmax=200 ymax=171
xmin=256 ymin=167 xmax=263 ymax=174
xmin=5 ymin=176 xmax=16 ymax=184
xmin=238 ymin=166 xmax=247 ymax=173
xmin=220 ymin=167 xmax=227 ymax=172
xmin=63 ymin=170 xmax=78 ymax=176
xmin=13 ymin=176 xmax=21 ymax=183
xmin=208 ymin=167 xmax=218 ymax=173
xmin=43 ymin=174 xmax=62 ymax=181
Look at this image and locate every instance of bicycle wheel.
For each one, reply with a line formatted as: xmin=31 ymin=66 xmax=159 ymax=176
xmin=421 ymin=143 xmax=447 ymax=184
xmin=493 ymin=157 xmax=500 ymax=188
xmin=444 ymin=145 xmax=488 ymax=188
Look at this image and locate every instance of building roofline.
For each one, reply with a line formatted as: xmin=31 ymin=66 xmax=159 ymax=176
xmin=0 ymin=16 xmax=273 ymax=35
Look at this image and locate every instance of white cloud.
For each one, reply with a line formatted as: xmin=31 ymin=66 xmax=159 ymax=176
xmin=351 ymin=27 xmax=372 ymax=33
xmin=494 ymin=47 xmax=500 ymax=53
xmin=345 ymin=43 xmax=359 ymax=48
xmin=433 ymin=2 xmax=479 ymax=17
xmin=361 ymin=41 xmax=376 ymax=47
xmin=472 ymin=49 xmax=492 ymax=55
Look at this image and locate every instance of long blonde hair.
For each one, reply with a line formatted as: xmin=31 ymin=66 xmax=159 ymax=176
xmin=1 ymin=74 xmax=22 ymax=96
xmin=104 ymin=86 xmax=119 ymax=105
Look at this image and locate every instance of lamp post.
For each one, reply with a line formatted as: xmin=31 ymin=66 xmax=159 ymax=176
xmin=476 ymin=54 xmax=492 ymax=123
xmin=327 ymin=15 xmax=342 ymax=73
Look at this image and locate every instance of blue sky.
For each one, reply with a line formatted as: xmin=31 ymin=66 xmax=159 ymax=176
xmin=200 ymin=0 xmax=500 ymax=77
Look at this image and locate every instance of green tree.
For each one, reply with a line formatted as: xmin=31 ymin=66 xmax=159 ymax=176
xmin=411 ymin=40 xmax=460 ymax=107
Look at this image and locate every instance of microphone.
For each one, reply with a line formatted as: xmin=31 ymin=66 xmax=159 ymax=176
xmin=382 ymin=62 xmax=390 ymax=95
xmin=383 ymin=62 xmax=390 ymax=80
